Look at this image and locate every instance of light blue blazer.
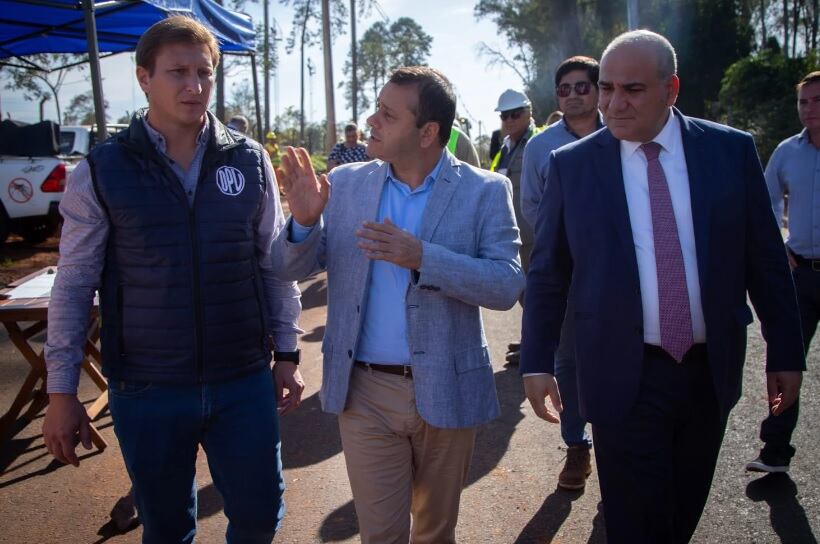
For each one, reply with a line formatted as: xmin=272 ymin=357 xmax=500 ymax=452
xmin=274 ymin=151 xmax=525 ymax=428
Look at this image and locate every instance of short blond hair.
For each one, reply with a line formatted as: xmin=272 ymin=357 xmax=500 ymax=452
xmin=136 ymin=15 xmax=220 ymax=74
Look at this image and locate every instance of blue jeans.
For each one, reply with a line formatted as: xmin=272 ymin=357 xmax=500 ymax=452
xmin=554 ymin=316 xmax=592 ymax=448
xmin=108 ymin=367 xmax=285 ymax=544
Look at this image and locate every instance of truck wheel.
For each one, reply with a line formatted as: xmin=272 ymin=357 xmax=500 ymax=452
xmin=0 ymin=205 xmax=10 ymax=245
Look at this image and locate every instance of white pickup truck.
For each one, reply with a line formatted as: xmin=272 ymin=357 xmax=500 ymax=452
xmin=0 ymin=122 xmax=123 ymax=245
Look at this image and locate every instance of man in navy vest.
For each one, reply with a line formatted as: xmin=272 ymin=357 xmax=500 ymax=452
xmin=42 ymin=16 xmax=304 ymax=544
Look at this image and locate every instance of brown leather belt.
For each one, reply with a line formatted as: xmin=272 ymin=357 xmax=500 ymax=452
xmin=355 ymin=360 xmax=413 ymax=378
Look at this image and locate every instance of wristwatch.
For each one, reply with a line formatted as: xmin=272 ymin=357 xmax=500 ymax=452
xmin=273 ymin=349 xmax=301 ymax=365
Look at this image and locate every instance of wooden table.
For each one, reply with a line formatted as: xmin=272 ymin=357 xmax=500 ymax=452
xmin=0 ymin=266 xmax=108 ymax=450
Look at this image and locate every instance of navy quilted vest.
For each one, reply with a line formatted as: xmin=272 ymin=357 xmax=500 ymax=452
xmin=88 ymin=112 xmax=272 ymax=383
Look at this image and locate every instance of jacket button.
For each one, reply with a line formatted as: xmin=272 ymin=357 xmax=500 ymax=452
xmin=347 ymin=349 xmax=353 ymax=358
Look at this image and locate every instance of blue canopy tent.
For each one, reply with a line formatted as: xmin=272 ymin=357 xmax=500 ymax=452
xmin=0 ymin=0 xmax=262 ymax=140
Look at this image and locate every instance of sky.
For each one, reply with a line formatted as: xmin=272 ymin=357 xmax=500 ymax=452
xmin=0 ymin=0 xmax=524 ymax=142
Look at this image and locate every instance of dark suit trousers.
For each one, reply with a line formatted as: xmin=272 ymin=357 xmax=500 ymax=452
xmin=759 ymin=263 xmax=817 ymax=463
xmin=592 ymin=345 xmax=727 ymax=544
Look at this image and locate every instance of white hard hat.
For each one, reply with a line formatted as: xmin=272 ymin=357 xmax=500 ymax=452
xmin=495 ymin=89 xmax=531 ymax=112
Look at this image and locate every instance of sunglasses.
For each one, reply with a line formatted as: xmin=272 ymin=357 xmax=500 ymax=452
xmin=556 ymin=81 xmax=593 ymax=98
xmin=500 ymin=108 xmax=526 ymax=121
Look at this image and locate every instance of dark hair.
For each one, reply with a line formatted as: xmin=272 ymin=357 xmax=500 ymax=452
xmin=797 ymin=71 xmax=820 ymax=91
xmin=554 ymin=56 xmax=600 ymax=88
xmin=388 ymin=66 xmax=456 ymax=147
xmin=136 ymin=15 xmax=220 ymax=75
xmin=344 ymin=123 xmax=358 ymax=133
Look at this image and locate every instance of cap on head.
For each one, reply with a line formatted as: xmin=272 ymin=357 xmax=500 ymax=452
xmin=495 ymin=89 xmax=531 ymax=112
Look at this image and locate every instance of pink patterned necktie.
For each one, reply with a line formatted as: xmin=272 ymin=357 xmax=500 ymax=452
xmin=641 ymin=142 xmax=694 ymax=363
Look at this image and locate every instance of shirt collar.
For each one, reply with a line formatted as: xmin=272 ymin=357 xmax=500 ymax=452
xmin=620 ymin=108 xmax=680 ymax=160
xmin=561 ymin=111 xmax=605 ymax=138
xmin=142 ymin=111 xmax=209 ymax=154
xmin=386 ymin=150 xmax=446 ymax=195
xmin=799 ymin=128 xmax=811 ymax=144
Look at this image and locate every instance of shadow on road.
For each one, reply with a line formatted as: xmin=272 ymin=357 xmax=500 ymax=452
xmin=515 ymin=493 xmax=606 ymax=544
xmin=746 ymin=473 xmax=818 ymax=544
xmin=300 ymin=277 xmax=328 ymax=312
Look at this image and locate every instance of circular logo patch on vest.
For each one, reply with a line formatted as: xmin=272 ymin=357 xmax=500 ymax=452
xmin=216 ymin=166 xmax=245 ymax=196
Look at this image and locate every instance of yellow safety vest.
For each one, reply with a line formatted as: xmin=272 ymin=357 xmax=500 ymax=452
xmin=447 ymin=126 xmax=466 ymax=155
xmin=490 ymin=125 xmax=544 ymax=172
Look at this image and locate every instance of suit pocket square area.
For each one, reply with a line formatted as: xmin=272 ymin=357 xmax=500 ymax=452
xmin=453 ymin=346 xmax=492 ymax=374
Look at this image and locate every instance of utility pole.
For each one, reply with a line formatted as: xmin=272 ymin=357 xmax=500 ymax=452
xmin=263 ymin=0 xmax=270 ymax=134
xmin=627 ymin=0 xmax=639 ymax=30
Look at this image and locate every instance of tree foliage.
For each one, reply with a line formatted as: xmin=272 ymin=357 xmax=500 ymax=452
xmin=3 ymin=54 xmax=83 ymax=123
xmin=340 ymin=17 xmax=432 ymax=113
xmin=474 ymin=0 xmax=754 ymax=122
xmin=64 ymin=91 xmax=110 ymax=125
xmin=719 ymin=50 xmax=819 ymax=162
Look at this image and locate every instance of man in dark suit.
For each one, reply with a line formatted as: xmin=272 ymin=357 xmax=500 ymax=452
xmin=520 ymin=30 xmax=805 ymax=543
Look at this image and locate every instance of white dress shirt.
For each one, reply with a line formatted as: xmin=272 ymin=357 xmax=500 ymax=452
xmin=621 ymin=109 xmax=707 ymax=345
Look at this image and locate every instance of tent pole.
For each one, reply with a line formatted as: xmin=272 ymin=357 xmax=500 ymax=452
xmin=251 ymin=53 xmax=263 ymax=142
xmin=82 ymin=0 xmax=107 ymax=140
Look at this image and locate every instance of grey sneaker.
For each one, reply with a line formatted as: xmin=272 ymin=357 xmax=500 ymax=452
xmin=745 ymin=456 xmax=790 ymax=473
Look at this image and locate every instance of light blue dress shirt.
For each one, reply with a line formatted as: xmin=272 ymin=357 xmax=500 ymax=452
xmin=291 ymin=152 xmax=445 ymax=364
xmin=520 ymin=114 xmax=604 ymax=229
xmin=766 ymin=128 xmax=820 ymax=258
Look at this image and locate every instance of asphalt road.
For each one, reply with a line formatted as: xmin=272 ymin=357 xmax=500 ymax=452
xmin=0 ymin=272 xmax=817 ymax=543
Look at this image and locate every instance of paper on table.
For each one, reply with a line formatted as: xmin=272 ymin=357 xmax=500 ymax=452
xmin=6 ymin=271 xmax=57 ymax=299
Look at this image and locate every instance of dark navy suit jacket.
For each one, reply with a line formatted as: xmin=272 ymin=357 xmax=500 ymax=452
xmin=520 ymin=109 xmax=806 ymax=425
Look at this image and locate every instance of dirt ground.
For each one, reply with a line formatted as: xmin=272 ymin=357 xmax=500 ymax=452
xmin=0 ymin=235 xmax=60 ymax=287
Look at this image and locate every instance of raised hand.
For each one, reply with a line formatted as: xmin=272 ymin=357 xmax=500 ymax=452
xmin=275 ymin=146 xmax=330 ymax=227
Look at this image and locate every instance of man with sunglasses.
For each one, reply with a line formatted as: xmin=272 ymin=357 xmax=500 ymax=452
xmin=491 ymin=89 xmax=536 ymax=365
xmin=519 ymin=56 xmax=603 ymax=491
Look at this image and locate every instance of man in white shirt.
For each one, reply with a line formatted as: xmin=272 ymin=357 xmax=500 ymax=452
xmin=520 ymin=30 xmax=804 ymax=543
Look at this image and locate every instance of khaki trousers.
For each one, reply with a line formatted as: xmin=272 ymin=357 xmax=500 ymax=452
xmin=338 ymin=365 xmax=477 ymax=544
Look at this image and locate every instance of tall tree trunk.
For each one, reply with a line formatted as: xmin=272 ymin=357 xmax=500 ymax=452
xmin=813 ymin=0 xmax=818 ymax=49
xmin=784 ymin=0 xmax=790 ymax=56
xmin=761 ymin=0 xmax=768 ymax=44
xmin=299 ymin=3 xmax=310 ymax=144
xmin=793 ymin=0 xmax=800 ymax=56
xmin=350 ymin=0 xmax=358 ymax=123
xmin=263 ymin=0 xmax=270 ymax=134
xmin=322 ymin=0 xmax=337 ymax=153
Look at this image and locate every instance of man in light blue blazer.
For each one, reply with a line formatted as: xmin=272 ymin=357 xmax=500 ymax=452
xmin=273 ymin=66 xmax=525 ymax=544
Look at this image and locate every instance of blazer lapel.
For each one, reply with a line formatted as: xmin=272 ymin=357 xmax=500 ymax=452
xmin=349 ymin=161 xmax=389 ymax=302
xmin=419 ymin=152 xmax=461 ymax=242
xmin=593 ymin=129 xmax=635 ymax=257
xmin=677 ymin=109 xmax=711 ymax=291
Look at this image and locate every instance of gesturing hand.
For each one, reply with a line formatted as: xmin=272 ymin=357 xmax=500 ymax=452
xmin=357 ymin=218 xmax=423 ymax=270
xmin=275 ymin=146 xmax=330 ymax=227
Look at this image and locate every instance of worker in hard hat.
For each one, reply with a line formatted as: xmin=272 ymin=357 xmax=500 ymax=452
xmin=264 ymin=131 xmax=280 ymax=167
xmin=491 ymin=89 xmax=537 ymax=365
